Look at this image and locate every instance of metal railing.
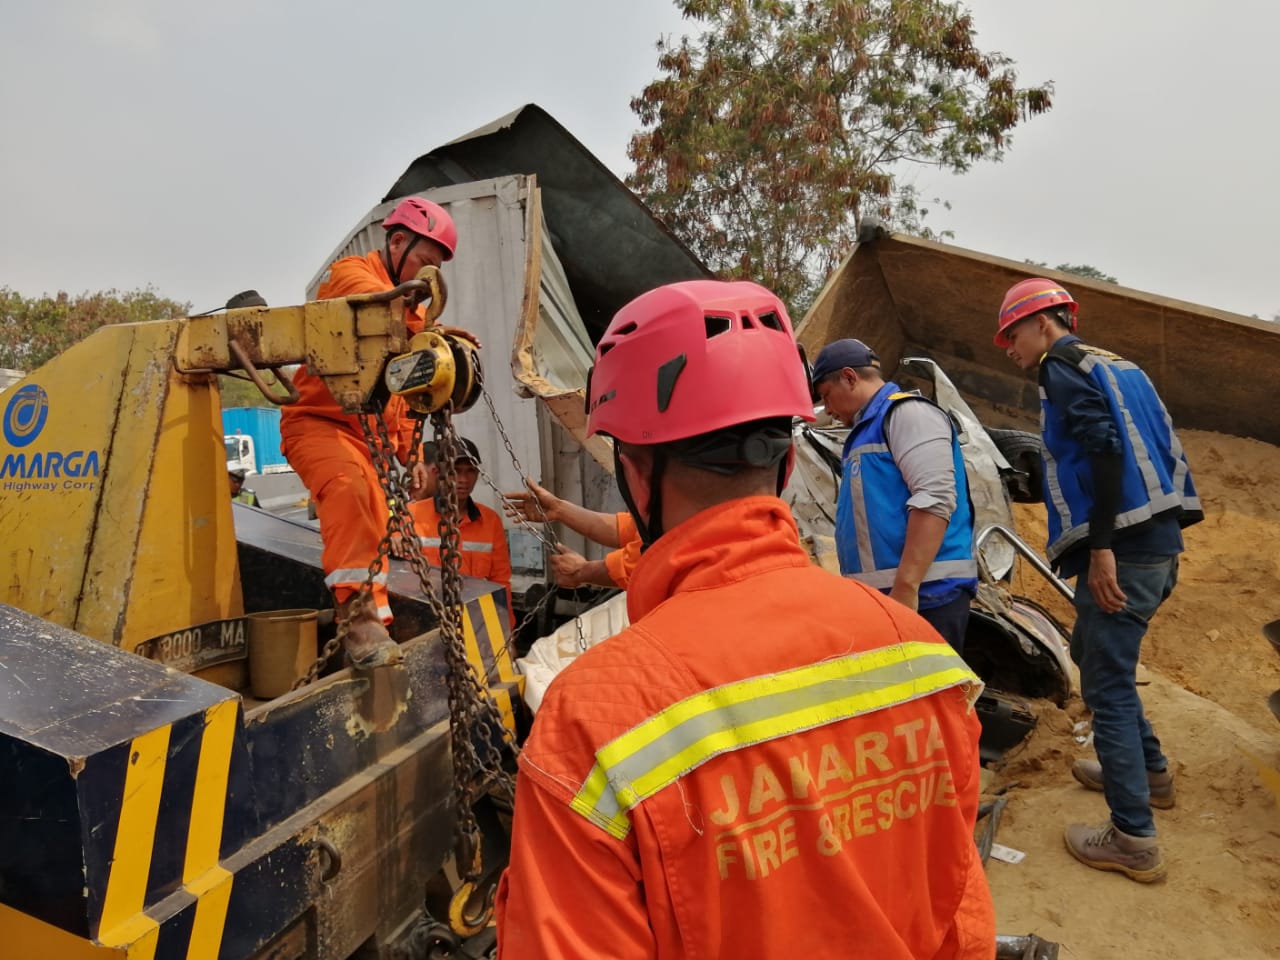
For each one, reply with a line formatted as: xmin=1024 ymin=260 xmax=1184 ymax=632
xmin=975 ymin=523 xmax=1075 ymax=604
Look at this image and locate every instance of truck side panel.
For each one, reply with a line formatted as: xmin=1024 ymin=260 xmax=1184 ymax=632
xmin=222 ymin=407 xmax=288 ymax=473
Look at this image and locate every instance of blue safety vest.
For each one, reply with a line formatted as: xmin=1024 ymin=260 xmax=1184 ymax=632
xmin=1039 ymin=339 xmax=1202 ymax=563
xmin=835 ymin=383 xmax=977 ymax=608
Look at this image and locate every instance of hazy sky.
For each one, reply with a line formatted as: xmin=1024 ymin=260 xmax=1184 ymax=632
xmin=2 ymin=0 xmax=1276 ymax=318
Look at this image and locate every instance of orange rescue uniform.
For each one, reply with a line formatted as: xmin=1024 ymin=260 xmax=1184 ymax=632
xmin=496 ymin=497 xmax=994 ymax=959
xmin=409 ymin=496 xmax=515 ymax=626
xmin=604 ymin=512 xmax=643 ymax=588
xmin=280 ymin=251 xmax=423 ymax=622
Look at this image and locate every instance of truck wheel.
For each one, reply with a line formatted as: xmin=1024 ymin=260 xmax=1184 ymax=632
xmin=987 ymin=428 xmax=1043 ymax=503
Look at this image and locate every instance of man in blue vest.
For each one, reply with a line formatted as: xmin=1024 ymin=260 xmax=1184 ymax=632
xmin=810 ymin=339 xmax=978 ymax=653
xmin=996 ymin=278 xmax=1203 ymax=883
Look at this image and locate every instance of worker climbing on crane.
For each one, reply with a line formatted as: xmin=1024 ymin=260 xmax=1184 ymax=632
xmin=496 ymin=279 xmax=994 ymax=958
xmin=280 ymin=196 xmax=477 ymax=668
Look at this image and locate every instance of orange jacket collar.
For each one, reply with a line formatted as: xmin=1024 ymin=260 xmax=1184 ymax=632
xmin=626 ymin=496 xmax=810 ymax=622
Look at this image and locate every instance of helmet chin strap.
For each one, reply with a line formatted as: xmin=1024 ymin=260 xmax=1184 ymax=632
xmin=613 ymin=443 xmax=666 ymax=549
xmin=614 ymin=435 xmax=794 ymax=549
xmin=777 ymin=447 xmax=794 ymax=495
xmin=384 ymin=230 xmax=422 ymax=285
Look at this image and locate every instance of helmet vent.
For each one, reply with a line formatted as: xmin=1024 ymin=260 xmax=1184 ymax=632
xmin=656 ymin=354 xmax=688 ymax=413
xmin=758 ymin=311 xmax=785 ymax=332
xmin=704 ymin=315 xmax=733 ymax=339
xmin=614 ymin=321 xmax=639 ymax=337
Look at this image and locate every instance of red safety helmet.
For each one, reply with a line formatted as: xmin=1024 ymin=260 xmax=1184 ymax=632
xmin=995 ymin=278 xmax=1078 ymax=347
xmin=382 ymin=196 xmax=457 ymax=261
xmin=587 ymin=280 xmax=815 ymax=445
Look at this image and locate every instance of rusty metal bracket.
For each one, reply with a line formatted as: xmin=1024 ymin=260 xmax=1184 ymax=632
xmin=228 ymin=339 xmax=300 ymax=406
xmin=316 ymin=836 xmax=342 ymax=883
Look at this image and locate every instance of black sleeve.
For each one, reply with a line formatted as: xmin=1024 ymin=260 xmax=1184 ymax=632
xmin=1088 ymin=454 xmax=1124 ymax=549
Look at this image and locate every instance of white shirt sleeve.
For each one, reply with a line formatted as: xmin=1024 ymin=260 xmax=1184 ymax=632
xmin=884 ymin=400 xmax=959 ymax=520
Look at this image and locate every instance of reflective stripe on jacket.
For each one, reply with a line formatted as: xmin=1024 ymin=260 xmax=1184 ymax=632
xmin=495 ymin=496 xmax=994 ymax=960
xmin=835 ymin=382 xmax=977 ymax=605
xmin=571 ymin=639 xmax=977 ymax=839
xmin=1039 ymin=339 xmax=1203 ymax=563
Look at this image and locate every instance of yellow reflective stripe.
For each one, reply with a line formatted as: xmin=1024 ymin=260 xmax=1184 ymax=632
xmin=478 ymin=593 xmax=516 ymax=683
xmin=183 ymin=700 xmax=236 ymax=881
xmin=569 ymin=765 xmax=630 ymax=839
xmin=184 ymin=868 xmax=233 ymax=960
xmin=460 ymin=606 xmax=487 ymax=681
xmin=618 ymin=664 xmax=974 ymax=809
xmin=571 ymin=642 xmax=978 ymax=838
xmin=182 ymin=699 xmax=236 ymax=960
xmin=99 ymin=724 xmax=170 ymax=944
xmin=601 ymin=641 xmax=957 ymax=768
xmin=490 ymin=685 xmax=517 ymax=737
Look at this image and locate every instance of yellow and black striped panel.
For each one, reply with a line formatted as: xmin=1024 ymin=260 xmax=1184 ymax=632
xmin=89 ymin=699 xmax=241 ymax=959
xmin=460 ymin=593 xmax=525 ymax=737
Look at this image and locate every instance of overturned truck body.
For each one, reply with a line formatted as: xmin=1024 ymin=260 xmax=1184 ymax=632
xmin=798 ymin=228 xmax=1280 ymax=445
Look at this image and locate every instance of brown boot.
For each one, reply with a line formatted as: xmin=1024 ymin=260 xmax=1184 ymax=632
xmin=1064 ymin=821 xmax=1165 ymax=883
xmin=335 ymin=594 xmax=402 ymax=669
xmin=1072 ymin=758 xmax=1176 ymax=809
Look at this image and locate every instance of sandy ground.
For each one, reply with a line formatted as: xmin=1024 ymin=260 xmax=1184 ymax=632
xmin=987 ymin=430 xmax=1280 ymax=956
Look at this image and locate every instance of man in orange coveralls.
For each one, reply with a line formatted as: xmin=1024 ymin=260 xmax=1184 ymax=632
xmin=281 ymin=196 xmax=472 ymax=668
xmin=504 ymin=479 xmax=641 ymax=588
xmin=495 ymin=279 xmax=995 ymax=959
xmin=408 ymin=437 xmax=515 ymax=626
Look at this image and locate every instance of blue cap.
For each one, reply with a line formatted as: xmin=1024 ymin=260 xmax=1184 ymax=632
xmin=810 ymin=339 xmax=881 ymax=383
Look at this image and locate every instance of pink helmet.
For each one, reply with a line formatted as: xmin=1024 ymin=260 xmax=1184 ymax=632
xmin=995 ymin=278 xmax=1078 ymax=347
xmin=587 ymin=280 xmax=815 ymax=445
xmin=382 ymin=196 xmax=457 ymax=261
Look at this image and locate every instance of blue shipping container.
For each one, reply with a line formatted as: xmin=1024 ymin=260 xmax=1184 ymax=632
xmin=221 ymin=406 xmax=288 ymax=472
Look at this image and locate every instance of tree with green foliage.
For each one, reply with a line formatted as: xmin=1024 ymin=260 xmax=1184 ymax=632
xmin=0 ymin=285 xmax=288 ymax=408
xmin=0 ymin=286 xmax=191 ymax=370
xmin=628 ymin=0 xmax=1053 ymax=311
xmin=1025 ymin=261 xmax=1119 ymax=285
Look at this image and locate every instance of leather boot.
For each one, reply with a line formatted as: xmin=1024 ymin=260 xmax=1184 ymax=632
xmin=1072 ymin=758 xmax=1176 ymax=809
xmin=335 ymin=593 xmax=401 ymax=669
xmin=1064 ymin=821 xmax=1165 ymax=883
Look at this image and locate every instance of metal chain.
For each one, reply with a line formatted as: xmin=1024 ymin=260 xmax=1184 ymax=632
xmin=340 ymin=406 xmax=519 ymax=883
xmin=292 ymin=401 xmax=518 ymax=887
xmin=474 ymin=383 xmax=609 ymax=667
xmin=430 ymin=412 xmax=519 ymax=881
xmin=480 ymin=386 xmax=557 ymax=547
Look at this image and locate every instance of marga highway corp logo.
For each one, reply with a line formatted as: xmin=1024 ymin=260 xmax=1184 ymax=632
xmin=2 ymin=384 xmax=101 ymax=493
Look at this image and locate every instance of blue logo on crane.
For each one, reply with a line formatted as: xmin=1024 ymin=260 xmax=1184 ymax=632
xmin=3 ymin=385 xmax=49 ymax=448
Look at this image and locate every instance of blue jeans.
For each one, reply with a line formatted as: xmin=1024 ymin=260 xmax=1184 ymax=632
xmin=919 ymin=592 xmax=971 ymax=654
xmin=1071 ymin=553 xmax=1179 ymax=836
